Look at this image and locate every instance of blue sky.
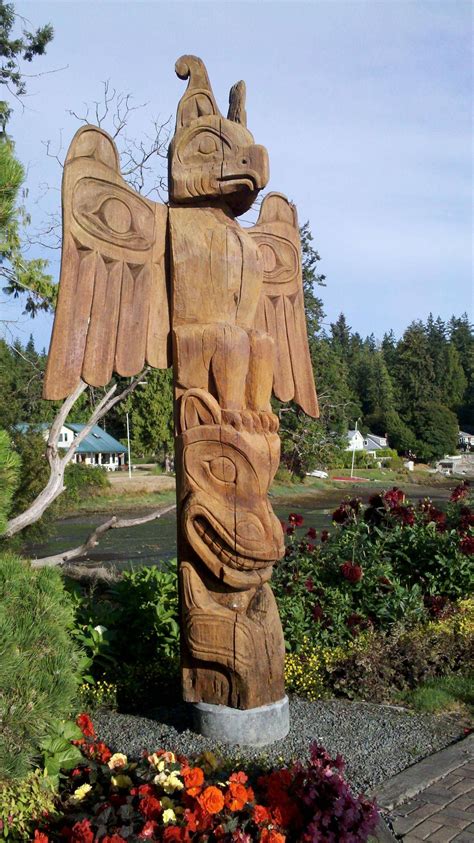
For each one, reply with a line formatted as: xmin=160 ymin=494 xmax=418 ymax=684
xmin=3 ymin=0 xmax=472 ymax=352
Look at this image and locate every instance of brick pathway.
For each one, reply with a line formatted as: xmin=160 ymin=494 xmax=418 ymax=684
xmin=390 ymin=760 xmax=474 ymax=841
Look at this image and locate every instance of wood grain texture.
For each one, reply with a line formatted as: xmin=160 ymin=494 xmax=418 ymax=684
xmin=43 ymin=125 xmax=169 ymax=400
xmin=43 ymin=55 xmax=320 ymax=713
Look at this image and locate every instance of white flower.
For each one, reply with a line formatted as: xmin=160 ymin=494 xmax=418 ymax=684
xmin=162 ymin=808 xmax=177 ymax=824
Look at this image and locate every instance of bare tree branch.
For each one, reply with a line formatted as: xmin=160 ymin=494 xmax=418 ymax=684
xmin=4 ymin=370 xmax=150 ymax=537
xmin=31 ymin=503 xmax=176 ymax=568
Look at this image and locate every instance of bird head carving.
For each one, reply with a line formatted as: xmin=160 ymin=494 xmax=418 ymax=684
xmin=168 ymin=55 xmax=269 ymax=215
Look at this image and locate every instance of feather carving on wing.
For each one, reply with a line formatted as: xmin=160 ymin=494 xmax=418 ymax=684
xmin=43 ymin=125 xmax=170 ymax=400
xmin=249 ymin=193 xmax=319 ymax=417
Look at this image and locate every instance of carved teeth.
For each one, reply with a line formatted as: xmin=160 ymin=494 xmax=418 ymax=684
xmin=194 ymin=517 xmax=253 ymax=569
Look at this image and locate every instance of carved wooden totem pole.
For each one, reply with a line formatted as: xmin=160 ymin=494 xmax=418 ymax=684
xmin=43 ymin=56 xmax=318 ymax=744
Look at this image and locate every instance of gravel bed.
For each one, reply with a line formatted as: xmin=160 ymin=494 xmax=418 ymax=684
xmin=93 ymin=697 xmax=463 ymax=793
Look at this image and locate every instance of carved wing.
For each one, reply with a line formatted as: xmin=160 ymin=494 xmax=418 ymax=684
xmin=249 ymin=193 xmax=319 ymax=417
xmin=43 ymin=125 xmax=170 ymax=400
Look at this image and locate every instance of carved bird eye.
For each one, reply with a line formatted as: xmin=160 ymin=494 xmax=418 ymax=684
xmin=96 ymin=197 xmax=133 ymax=234
xmin=198 ymin=134 xmax=218 ymax=155
xmin=209 ymin=456 xmax=236 ymax=483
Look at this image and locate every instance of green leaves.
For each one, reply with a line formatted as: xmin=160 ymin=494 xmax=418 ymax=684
xmin=39 ymin=720 xmax=84 ymax=781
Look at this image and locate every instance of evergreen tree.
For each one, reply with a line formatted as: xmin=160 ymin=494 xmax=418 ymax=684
xmin=120 ymin=368 xmax=174 ymax=460
xmin=411 ymin=402 xmax=459 ymax=462
xmin=0 ymin=3 xmax=56 ymax=316
xmin=0 ymin=428 xmax=19 ymax=534
xmin=393 ymin=321 xmax=436 ymax=421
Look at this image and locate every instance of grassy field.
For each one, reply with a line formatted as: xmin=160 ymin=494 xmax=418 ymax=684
xmin=68 ymin=466 xmax=454 ymax=517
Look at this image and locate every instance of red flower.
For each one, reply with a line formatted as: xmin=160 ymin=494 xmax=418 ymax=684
xmin=451 ymin=481 xmax=470 ymax=502
xmin=384 ymin=487 xmax=405 ymax=507
xmin=260 ymin=831 xmax=286 ymax=843
xmin=131 ymin=783 xmax=155 ymax=797
xmin=288 ymin=512 xmax=304 ymax=526
xmin=332 ymin=506 xmax=349 ymax=524
xmin=391 ymin=505 xmax=415 ymax=526
xmin=253 ymin=805 xmax=270 ymax=824
xmin=102 ymin=836 xmax=127 ymax=843
xmin=163 ymin=829 xmax=190 ymax=842
xmin=377 ymin=576 xmax=392 ymax=590
xmin=321 ymin=529 xmax=330 ymax=542
xmin=76 ymin=714 xmax=95 ymax=739
xmin=70 ymin=820 xmax=94 ymax=843
xmin=139 ymin=795 xmax=162 ymax=821
xmin=460 ymin=535 xmax=474 ymax=555
xmin=312 ymin=604 xmax=324 ymax=622
xmin=340 ymin=561 xmax=363 ymax=583
xmin=33 ymin=832 xmax=49 ymax=843
xmin=306 ymin=527 xmax=317 ymax=539
xmin=93 ymin=741 xmax=112 ymax=763
xmin=305 ymin=577 xmax=314 ymax=592
xmin=286 ymin=525 xmax=295 ymax=536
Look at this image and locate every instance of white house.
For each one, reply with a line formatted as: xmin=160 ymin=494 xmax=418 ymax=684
xmin=459 ymin=431 xmax=473 ymax=450
xmin=17 ymin=423 xmax=127 ymax=470
xmin=346 ymin=429 xmax=365 ymax=451
xmin=345 ymin=430 xmax=388 ymax=457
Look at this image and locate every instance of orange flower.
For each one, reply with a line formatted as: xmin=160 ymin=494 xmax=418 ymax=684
xmin=260 ymin=830 xmax=286 ymax=843
xmin=253 ymin=804 xmax=270 ymax=824
xmin=225 ymin=781 xmax=248 ymax=811
xmin=199 ymin=785 xmax=225 ymax=815
xmin=182 ymin=766 xmax=204 ymax=797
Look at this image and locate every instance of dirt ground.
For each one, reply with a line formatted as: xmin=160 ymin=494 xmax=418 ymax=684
xmin=108 ymin=473 xmax=176 ymax=493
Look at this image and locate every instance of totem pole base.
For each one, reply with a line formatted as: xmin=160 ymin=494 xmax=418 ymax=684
xmin=191 ymin=696 xmax=289 ymax=747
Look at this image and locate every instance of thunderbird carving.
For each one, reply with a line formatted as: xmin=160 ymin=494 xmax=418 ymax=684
xmin=43 ymin=56 xmax=319 ymax=711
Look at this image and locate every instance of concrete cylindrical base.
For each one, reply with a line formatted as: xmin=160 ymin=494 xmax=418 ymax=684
xmin=191 ymin=695 xmax=289 ymax=747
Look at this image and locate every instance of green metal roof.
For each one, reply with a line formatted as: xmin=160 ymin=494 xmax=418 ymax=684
xmin=66 ymin=424 xmax=127 ymax=454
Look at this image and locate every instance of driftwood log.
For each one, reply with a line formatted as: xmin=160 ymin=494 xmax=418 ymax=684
xmin=42 ymin=56 xmax=319 ymax=712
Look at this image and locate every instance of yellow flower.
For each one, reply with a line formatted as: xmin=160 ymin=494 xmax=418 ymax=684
xmin=111 ymin=774 xmax=133 ymax=789
xmin=148 ymin=751 xmax=176 ymax=768
xmin=162 ymin=808 xmax=177 ymax=824
xmin=162 ymin=773 xmax=184 ymax=794
xmin=108 ymin=752 xmax=128 ymax=770
xmin=72 ymin=783 xmax=92 ymax=801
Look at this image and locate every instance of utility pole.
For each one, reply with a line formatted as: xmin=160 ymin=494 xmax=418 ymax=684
xmin=126 ymin=412 xmax=132 ymax=479
xmin=350 ymin=419 xmax=358 ymax=479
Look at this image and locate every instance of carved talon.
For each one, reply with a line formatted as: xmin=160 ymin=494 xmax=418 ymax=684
xmin=250 ymin=411 xmax=262 ymax=433
xmin=221 ymin=409 xmax=243 ymax=430
xmin=259 ymin=412 xmax=270 ymax=433
xmin=268 ymin=412 xmax=280 ymax=433
xmin=241 ymin=410 xmax=254 ymax=432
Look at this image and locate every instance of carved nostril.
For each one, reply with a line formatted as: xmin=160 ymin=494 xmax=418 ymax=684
xmin=241 ymin=158 xmax=248 ymax=165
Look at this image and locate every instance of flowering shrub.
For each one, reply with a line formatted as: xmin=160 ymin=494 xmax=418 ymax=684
xmin=285 ymin=599 xmax=474 ymax=703
xmin=29 ymin=715 xmax=379 ymax=842
xmin=274 ymin=483 xmax=473 ymax=652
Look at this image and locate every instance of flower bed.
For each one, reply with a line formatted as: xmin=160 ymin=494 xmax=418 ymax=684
xmin=29 ymin=715 xmax=379 ymax=843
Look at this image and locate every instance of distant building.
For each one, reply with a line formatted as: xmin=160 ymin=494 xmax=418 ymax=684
xmin=16 ymin=422 xmax=126 ymax=470
xmin=459 ymin=431 xmax=473 ymax=451
xmin=363 ymin=433 xmax=388 ymax=453
xmin=345 ymin=430 xmax=388 ymax=458
xmin=346 ymin=429 xmax=365 ymax=451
